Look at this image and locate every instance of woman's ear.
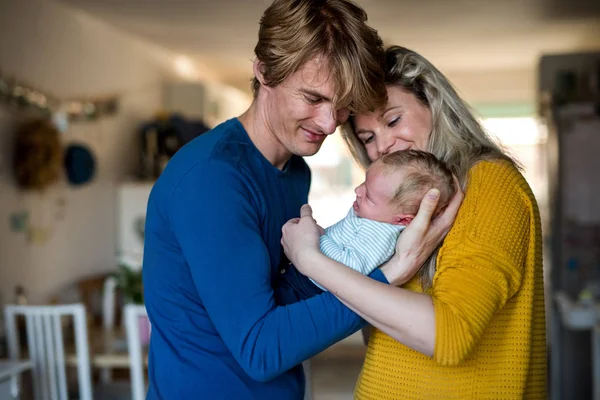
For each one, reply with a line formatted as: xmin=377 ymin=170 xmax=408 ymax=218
xmin=253 ymin=59 xmax=267 ymax=87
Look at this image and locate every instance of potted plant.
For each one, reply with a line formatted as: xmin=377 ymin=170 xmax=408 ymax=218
xmin=114 ymin=262 xmax=144 ymax=305
xmin=114 ymin=255 xmax=150 ymax=345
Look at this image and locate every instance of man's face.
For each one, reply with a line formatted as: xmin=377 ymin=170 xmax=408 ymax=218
xmin=261 ymin=56 xmax=350 ymax=159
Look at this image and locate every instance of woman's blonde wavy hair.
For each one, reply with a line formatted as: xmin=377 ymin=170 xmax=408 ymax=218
xmin=342 ymin=46 xmax=519 ymax=289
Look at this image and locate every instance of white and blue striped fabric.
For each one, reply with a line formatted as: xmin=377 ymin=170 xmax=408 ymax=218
xmin=311 ymin=207 xmax=405 ymax=291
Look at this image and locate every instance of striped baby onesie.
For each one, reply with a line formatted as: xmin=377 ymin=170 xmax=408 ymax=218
xmin=312 ymin=208 xmax=405 ymax=291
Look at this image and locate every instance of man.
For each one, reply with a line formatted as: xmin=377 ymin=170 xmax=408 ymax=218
xmin=143 ymin=0 xmax=388 ymax=398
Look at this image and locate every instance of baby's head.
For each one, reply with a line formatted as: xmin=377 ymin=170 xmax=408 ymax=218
xmin=353 ymin=150 xmax=456 ymax=225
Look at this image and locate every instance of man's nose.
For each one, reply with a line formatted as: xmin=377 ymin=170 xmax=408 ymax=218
xmin=315 ymin=106 xmax=339 ymax=135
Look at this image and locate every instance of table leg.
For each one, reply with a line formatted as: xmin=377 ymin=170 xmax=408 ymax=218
xmin=303 ymin=360 xmax=312 ymax=400
xmin=594 ymin=325 xmax=600 ymax=400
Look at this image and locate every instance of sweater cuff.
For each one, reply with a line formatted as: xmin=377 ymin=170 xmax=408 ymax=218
xmin=368 ymin=268 xmax=389 ymax=285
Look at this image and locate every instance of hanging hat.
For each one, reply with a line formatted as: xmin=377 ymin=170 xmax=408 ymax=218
xmin=64 ymin=144 xmax=96 ymax=185
xmin=13 ymin=119 xmax=62 ymax=191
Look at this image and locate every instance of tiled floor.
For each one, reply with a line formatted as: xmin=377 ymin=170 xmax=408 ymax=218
xmin=311 ymin=342 xmax=367 ymax=400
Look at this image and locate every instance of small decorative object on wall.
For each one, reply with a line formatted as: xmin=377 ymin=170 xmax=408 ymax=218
xmin=0 ymin=70 xmax=119 ymax=122
xmin=8 ymin=191 xmax=67 ymax=245
xmin=12 ymin=119 xmax=63 ymax=191
xmin=64 ymin=143 xmax=96 ymax=186
xmin=27 ymin=226 xmax=51 ymax=245
xmin=54 ymin=197 xmax=67 ymax=220
xmin=9 ymin=211 xmax=29 ymax=233
xmin=63 ymin=97 xmax=119 ymax=122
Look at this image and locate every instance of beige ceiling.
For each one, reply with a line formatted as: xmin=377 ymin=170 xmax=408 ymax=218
xmin=58 ymin=0 xmax=600 ymax=102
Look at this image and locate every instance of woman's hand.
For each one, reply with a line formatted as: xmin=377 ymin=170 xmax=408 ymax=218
xmin=281 ymin=204 xmax=323 ymax=275
xmin=382 ymin=181 xmax=464 ymax=286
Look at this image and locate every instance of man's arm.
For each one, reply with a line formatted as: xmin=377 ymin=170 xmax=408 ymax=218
xmin=168 ymin=161 xmax=387 ymax=381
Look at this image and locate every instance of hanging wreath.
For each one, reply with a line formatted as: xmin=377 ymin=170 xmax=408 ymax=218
xmin=12 ymin=119 xmax=62 ymax=191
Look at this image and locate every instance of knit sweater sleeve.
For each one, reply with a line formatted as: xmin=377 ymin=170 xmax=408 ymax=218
xmin=431 ymin=161 xmax=530 ymax=366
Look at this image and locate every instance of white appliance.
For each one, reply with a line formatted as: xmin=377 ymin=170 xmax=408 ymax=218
xmin=116 ymin=182 xmax=154 ymax=265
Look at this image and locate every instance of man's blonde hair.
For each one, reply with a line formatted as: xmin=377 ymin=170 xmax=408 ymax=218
xmin=252 ymin=0 xmax=387 ymax=114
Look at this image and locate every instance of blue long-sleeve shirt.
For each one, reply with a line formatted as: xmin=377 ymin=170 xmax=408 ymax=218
xmin=143 ymin=119 xmax=388 ymax=399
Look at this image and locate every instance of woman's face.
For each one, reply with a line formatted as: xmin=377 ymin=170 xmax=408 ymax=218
xmin=353 ymin=85 xmax=432 ymax=162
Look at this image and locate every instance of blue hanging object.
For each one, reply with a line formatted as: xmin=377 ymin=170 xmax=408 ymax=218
xmin=64 ymin=144 xmax=96 ymax=185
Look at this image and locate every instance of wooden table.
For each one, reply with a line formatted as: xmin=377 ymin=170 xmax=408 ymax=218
xmin=0 ymin=360 xmax=33 ymax=399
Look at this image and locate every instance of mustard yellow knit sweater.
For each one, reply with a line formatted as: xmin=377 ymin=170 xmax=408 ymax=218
xmin=355 ymin=160 xmax=546 ymax=399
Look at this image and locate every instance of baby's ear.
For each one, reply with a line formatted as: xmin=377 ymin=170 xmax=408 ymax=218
xmin=393 ymin=214 xmax=414 ymax=226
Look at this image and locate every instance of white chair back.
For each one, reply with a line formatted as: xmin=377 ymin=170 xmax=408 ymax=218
xmin=99 ymin=276 xmax=118 ymax=384
xmin=102 ymin=277 xmax=117 ymax=332
xmin=124 ymin=304 xmax=149 ymax=400
xmin=4 ymin=303 xmax=93 ymax=400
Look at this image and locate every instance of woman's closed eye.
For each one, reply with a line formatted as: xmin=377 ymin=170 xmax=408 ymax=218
xmin=387 ymin=117 xmax=400 ymax=128
xmin=361 ymin=134 xmax=375 ymax=144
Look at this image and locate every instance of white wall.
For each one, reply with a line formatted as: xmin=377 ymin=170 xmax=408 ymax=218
xmin=0 ymin=0 xmax=168 ymax=304
xmin=447 ymin=68 xmax=536 ymax=105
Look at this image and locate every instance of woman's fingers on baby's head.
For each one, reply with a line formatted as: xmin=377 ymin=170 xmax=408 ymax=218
xmin=452 ymin=175 xmax=460 ymax=190
xmin=427 ymin=188 xmax=440 ymax=201
xmin=413 ymin=189 xmax=440 ymax=227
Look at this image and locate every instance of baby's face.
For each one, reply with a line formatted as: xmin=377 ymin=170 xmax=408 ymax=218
xmin=353 ymin=163 xmax=406 ymax=224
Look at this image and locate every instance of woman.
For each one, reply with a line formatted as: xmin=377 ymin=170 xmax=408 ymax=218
xmin=281 ymin=46 xmax=546 ymax=399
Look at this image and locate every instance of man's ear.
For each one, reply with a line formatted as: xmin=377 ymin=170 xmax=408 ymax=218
xmin=393 ymin=214 xmax=414 ymax=226
xmin=253 ymin=59 xmax=267 ymax=87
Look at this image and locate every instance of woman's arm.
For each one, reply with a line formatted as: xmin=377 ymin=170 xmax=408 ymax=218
xmin=299 ymin=249 xmax=436 ymax=355
xmin=282 ymin=188 xmax=462 ymax=356
xmin=283 ymin=163 xmax=532 ymax=364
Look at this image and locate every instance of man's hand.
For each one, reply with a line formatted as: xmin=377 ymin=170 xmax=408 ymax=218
xmin=281 ymin=205 xmax=323 ymax=275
